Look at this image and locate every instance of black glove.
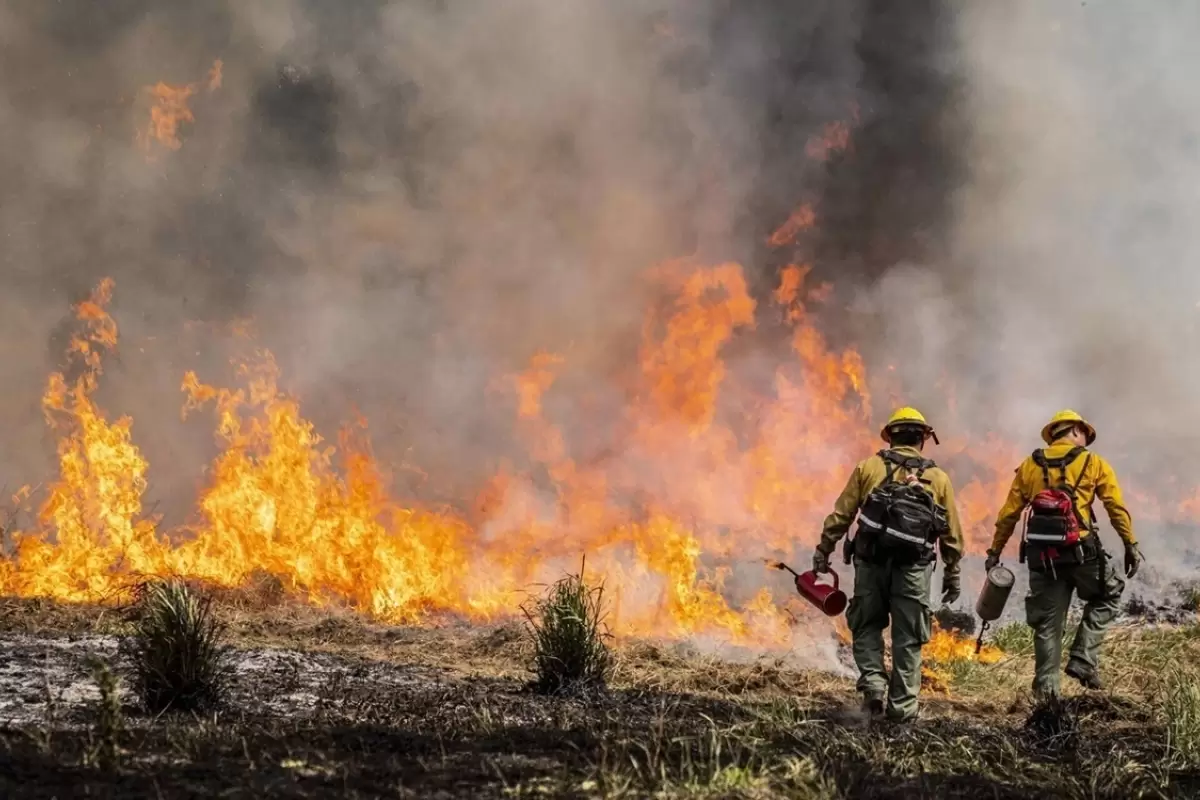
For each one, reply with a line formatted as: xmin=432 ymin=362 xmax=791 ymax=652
xmin=1124 ymin=542 xmax=1143 ymax=578
xmin=941 ymin=566 xmax=961 ymax=605
xmin=984 ymin=550 xmax=1000 ymax=571
xmin=812 ymin=547 xmax=831 ymax=574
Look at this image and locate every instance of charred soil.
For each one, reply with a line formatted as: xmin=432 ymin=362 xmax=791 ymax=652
xmin=0 ymin=597 xmax=1198 ymax=799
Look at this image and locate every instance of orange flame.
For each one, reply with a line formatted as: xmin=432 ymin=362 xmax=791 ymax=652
xmin=137 ymin=59 xmax=222 ymax=154
xmin=138 ymin=82 xmax=196 ymax=152
xmin=921 ymin=624 xmax=1004 ymax=694
xmin=0 ymin=263 xmax=1193 ymax=651
xmin=767 ymin=204 xmax=816 ymax=248
xmin=0 ymin=265 xmax=927 ymax=644
xmin=924 ymin=625 xmax=1003 ymax=666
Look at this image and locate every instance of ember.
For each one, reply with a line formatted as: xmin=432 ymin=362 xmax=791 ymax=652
xmin=136 ymin=59 xmax=222 ymax=153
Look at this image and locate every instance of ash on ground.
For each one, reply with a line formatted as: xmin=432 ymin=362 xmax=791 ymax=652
xmin=1123 ymin=591 xmax=1200 ymax=626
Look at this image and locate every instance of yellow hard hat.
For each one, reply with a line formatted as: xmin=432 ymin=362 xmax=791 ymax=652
xmin=880 ymin=406 xmax=938 ymax=445
xmin=1040 ymin=409 xmax=1096 ymax=446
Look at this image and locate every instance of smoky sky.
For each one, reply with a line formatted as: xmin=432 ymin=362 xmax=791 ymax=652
xmin=2 ymin=0 xmax=962 ymax=306
xmin=0 ymin=0 xmax=967 ymax=523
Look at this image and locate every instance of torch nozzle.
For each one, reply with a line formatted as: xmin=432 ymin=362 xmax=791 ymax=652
xmin=974 ymin=621 xmax=989 ymax=656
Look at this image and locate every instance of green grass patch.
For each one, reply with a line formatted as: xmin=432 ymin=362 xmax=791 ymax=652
xmin=523 ymin=561 xmax=613 ymax=696
xmin=988 ymin=622 xmax=1034 ymax=656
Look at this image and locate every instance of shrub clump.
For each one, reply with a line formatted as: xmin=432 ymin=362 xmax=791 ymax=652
xmin=523 ymin=563 xmax=613 ymax=696
xmin=121 ymin=579 xmax=231 ymax=714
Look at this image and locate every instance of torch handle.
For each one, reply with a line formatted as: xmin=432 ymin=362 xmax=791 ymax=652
xmin=974 ymin=620 xmax=989 ymax=655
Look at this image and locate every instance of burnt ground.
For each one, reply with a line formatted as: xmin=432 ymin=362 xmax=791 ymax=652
xmin=1 ymin=597 xmax=1200 ymax=798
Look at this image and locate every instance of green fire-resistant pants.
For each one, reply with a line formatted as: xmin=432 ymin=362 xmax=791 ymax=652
xmin=846 ymin=557 xmax=933 ymax=721
xmin=1025 ymin=555 xmax=1125 ymax=697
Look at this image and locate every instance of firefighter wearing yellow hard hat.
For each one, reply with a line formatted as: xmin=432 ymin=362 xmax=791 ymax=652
xmin=986 ymin=410 xmax=1141 ymax=696
xmin=811 ymin=407 xmax=964 ymax=723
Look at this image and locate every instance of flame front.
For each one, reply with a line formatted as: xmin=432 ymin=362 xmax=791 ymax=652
xmin=0 ymin=264 xmax=967 ymax=650
xmin=2 ymin=260 xmax=1196 ymax=652
xmin=5 ymin=97 xmax=1197 ymax=653
xmin=0 ymin=278 xmax=166 ymax=601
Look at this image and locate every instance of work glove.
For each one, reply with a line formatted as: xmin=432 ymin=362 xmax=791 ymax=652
xmin=984 ymin=550 xmax=1000 ymax=571
xmin=812 ymin=547 xmax=832 ymax=575
xmin=1124 ymin=541 xmax=1143 ymax=578
xmin=941 ymin=565 xmax=961 ymax=606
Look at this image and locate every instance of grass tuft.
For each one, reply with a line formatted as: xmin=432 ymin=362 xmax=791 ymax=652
xmin=589 ymin=716 xmax=839 ymax=799
xmin=85 ymin=657 xmax=122 ymax=771
xmin=121 ymin=579 xmax=231 ymax=714
xmin=988 ymin=621 xmax=1035 ymax=656
xmin=522 ymin=561 xmax=612 ymax=696
xmin=1165 ymin=667 xmax=1200 ymax=767
xmin=1024 ymin=695 xmax=1079 ymax=755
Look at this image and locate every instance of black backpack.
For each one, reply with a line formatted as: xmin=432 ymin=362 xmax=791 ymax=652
xmin=852 ymin=450 xmax=949 ymax=564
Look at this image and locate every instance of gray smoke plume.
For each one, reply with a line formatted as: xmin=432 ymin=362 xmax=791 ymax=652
xmin=0 ymin=1 xmax=941 ymax=515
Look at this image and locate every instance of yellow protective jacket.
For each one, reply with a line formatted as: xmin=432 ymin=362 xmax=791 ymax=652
xmin=990 ymin=440 xmax=1136 ymax=555
xmin=818 ymin=446 xmax=965 ymax=569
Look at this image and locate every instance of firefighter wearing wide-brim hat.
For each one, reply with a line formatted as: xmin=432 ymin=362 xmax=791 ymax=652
xmin=812 ymin=407 xmax=965 ymax=723
xmin=986 ymin=409 xmax=1142 ymax=697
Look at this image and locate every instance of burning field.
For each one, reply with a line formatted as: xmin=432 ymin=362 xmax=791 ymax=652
xmin=2 ymin=237 xmax=1200 ymax=653
xmin=7 ymin=0 xmax=1200 ymax=796
xmin=1 ymin=218 xmax=1199 ymax=797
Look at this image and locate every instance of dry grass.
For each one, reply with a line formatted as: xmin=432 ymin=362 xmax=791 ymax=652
xmin=1 ymin=594 xmax=1200 ymax=798
xmin=84 ymin=657 xmax=122 ymax=771
xmin=1165 ymin=667 xmax=1200 ymax=767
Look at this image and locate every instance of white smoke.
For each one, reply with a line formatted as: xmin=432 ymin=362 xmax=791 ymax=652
xmin=854 ymin=1 xmax=1200 ymax=601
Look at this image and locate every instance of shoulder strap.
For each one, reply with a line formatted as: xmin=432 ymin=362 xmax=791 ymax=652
xmin=1070 ymin=453 xmax=1093 ymax=525
xmin=878 ymin=449 xmax=899 ymax=483
xmin=1058 ymin=446 xmax=1086 ymax=490
xmin=879 ymin=449 xmax=936 ymax=483
xmin=1069 ymin=452 xmax=1091 ymax=493
xmin=1032 ymin=446 xmax=1086 ymax=488
xmin=1031 ymin=449 xmax=1052 ymax=486
xmin=912 ymin=457 xmax=935 ymax=482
